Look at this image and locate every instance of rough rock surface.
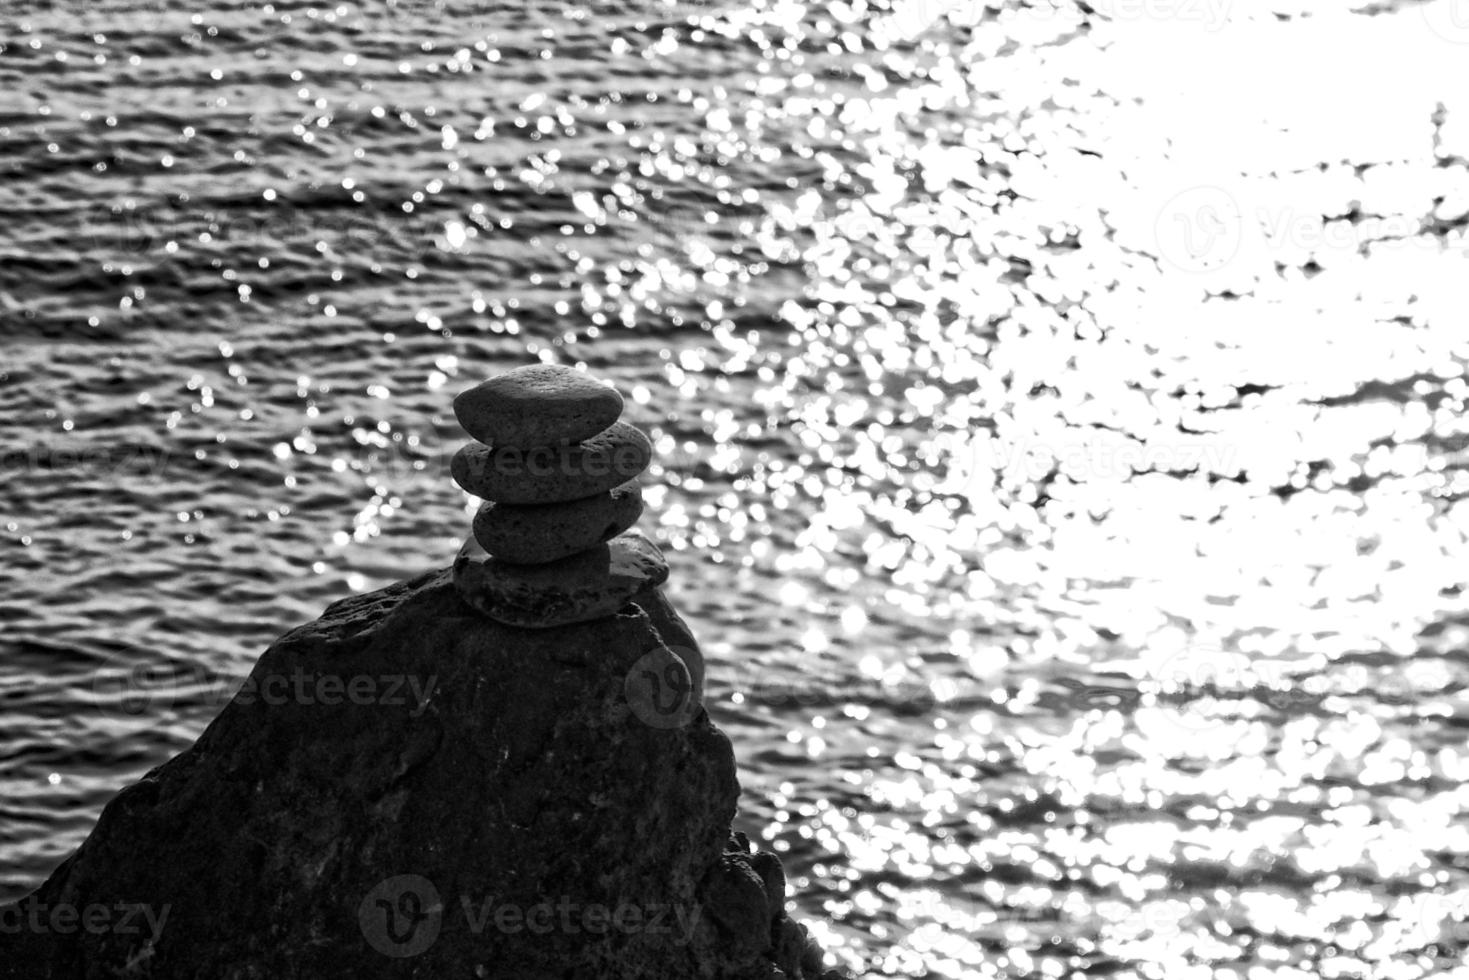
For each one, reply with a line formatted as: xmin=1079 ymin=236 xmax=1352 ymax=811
xmin=453 ymin=363 xmax=624 ymax=449
xmin=0 ymin=568 xmax=851 ymax=980
xmin=453 ymin=529 xmax=670 ymax=629
xmin=472 ymin=482 xmax=644 ymax=565
xmin=450 ymin=421 xmax=653 ymax=504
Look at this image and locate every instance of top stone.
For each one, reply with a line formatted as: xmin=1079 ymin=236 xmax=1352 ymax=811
xmin=454 ymin=364 xmax=624 ymax=449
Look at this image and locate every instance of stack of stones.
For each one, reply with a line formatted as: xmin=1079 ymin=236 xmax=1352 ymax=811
xmin=449 ymin=364 xmax=669 ymax=629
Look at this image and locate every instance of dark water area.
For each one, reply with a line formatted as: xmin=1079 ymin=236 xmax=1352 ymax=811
xmin=4 ymin=0 xmax=1469 ymax=976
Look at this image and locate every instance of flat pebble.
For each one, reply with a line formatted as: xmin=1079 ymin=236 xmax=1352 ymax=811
xmin=453 ymin=364 xmax=623 ymax=449
xmin=472 ymin=482 xmax=644 ymax=564
xmin=451 ymin=421 xmax=652 ymax=504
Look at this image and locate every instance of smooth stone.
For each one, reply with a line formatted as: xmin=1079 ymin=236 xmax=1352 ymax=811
xmin=450 ymin=421 xmax=652 ymax=504
xmin=453 ymin=364 xmax=623 ymax=449
xmin=471 ymin=482 xmax=644 ymax=564
xmin=452 ymin=529 xmax=670 ymax=628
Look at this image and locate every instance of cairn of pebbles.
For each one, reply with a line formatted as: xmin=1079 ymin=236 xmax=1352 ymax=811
xmin=449 ymin=364 xmax=669 ymax=628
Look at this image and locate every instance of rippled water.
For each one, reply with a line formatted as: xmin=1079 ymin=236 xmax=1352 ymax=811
xmin=5 ymin=0 xmax=1469 ymax=976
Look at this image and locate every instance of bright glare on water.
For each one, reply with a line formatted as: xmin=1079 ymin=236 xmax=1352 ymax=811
xmin=2 ymin=1 xmax=1469 ymax=977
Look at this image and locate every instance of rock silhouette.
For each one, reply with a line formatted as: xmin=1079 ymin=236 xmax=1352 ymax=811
xmin=0 ymin=365 xmax=852 ymax=980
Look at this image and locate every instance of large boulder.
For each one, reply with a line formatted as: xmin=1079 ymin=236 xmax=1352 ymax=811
xmin=0 ymin=568 xmax=848 ymax=980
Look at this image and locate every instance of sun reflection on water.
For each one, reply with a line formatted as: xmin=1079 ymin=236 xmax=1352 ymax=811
xmin=658 ymin=1 xmax=1469 ymax=976
xmin=5 ymin=0 xmax=1469 ymax=974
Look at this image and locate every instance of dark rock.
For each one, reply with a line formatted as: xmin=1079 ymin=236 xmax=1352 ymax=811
xmin=750 ymin=850 xmax=788 ymax=926
xmin=696 ymin=854 xmax=774 ymax=961
xmin=450 ymin=421 xmax=652 ymax=504
xmin=0 ymin=567 xmax=848 ymax=979
xmin=471 ymin=481 xmax=644 ymax=564
xmin=452 ymin=529 xmax=669 ymax=629
xmin=773 ymin=916 xmax=808 ymax=978
xmin=453 ymin=363 xmax=624 ymax=449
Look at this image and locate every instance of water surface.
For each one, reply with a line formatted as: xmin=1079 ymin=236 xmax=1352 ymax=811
xmin=3 ymin=1 xmax=1469 ymax=976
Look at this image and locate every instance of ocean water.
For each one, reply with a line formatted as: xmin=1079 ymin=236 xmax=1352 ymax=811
xmin=4 ymin=0 xmax=1469 ymax=976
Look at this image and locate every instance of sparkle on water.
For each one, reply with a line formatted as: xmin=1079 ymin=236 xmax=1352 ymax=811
xmin=2 ymin=0 xmax=1469 ymax=977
